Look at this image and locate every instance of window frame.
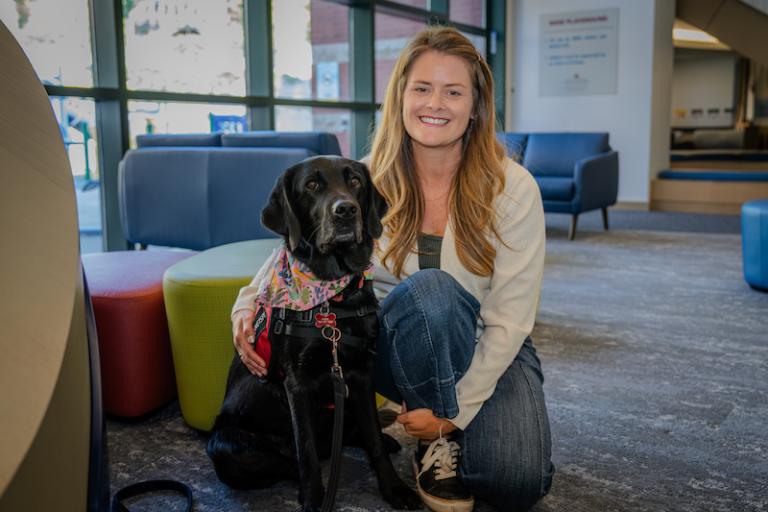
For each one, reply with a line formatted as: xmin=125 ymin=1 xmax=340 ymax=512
xmin=40 ymin=0 xmax=503 ymax=251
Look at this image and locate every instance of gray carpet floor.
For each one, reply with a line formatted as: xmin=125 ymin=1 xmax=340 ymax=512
xmin=545 ymin=209 xmax=741 ymax=236
xmin=107 ymin=226 xmax=768 ymax=511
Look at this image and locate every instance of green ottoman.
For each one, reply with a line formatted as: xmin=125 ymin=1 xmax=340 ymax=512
xmin=163 ymin=239 xmax=281 ymax=431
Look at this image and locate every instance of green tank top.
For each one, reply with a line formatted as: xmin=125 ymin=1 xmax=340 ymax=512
xmin=417 ymin=233 xmax=443 ymax=270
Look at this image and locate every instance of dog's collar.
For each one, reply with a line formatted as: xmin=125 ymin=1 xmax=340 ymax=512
xmin=254 ymin=241 xmax=374 ymax=312
xmin=277 ymin=299 xmax=378 ymax=325
xmin=296 ymin=237 xmax=315 ymax=260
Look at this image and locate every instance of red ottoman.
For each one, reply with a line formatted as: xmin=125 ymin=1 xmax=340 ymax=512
xmin=83 ymin=250 xmax=195 ymax=417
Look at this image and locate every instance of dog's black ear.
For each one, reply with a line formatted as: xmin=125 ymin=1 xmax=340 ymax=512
xmin=261 ymin=169 xmax=302 ymax=251
xmin=356 ymin=162 xmax=388 ymax=239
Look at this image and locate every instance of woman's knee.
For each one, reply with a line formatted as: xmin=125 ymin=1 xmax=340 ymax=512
xmin=381 ymin=269 xmax=478 ymax=332
xmin=404 ymin=268 xmax=455 ymax=293
xmin=384 ymin=269 xmax=451 ymax=313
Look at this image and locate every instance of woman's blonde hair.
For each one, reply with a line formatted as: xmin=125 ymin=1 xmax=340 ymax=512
xmin=369 ymin=25 xmax=507 ymax=278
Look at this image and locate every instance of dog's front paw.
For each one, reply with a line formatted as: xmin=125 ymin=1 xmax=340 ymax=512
xmin=298 ymin=497 xmax=323 ymax=512
xmin=382 ymin=481 xmax=422 ymax=510
xmin=298 ymin=486 xmax=325 ymax=512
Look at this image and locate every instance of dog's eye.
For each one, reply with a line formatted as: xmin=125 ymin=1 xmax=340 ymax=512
xmin=349 ymin=177 xmax=361 ymax=188
xmin=305 ymin=179 xmax=319 ymax=191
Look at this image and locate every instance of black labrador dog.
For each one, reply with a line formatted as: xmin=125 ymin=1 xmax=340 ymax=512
xmin=207 ymin=156 xmax=421 ymax=511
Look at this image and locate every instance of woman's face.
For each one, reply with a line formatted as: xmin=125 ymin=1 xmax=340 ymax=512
xmin=402 ymin=50 xmax=475 ymax=153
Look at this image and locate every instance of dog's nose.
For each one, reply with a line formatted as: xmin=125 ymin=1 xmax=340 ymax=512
xmin=332 ymin=199 xmax=357 ymax=219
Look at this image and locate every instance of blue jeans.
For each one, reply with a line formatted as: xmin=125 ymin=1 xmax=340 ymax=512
xmin=375 ymin=269 xmax=555 ymax=511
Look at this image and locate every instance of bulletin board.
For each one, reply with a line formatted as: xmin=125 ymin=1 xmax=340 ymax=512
xmin=539 ymin=8 xmax=620 ymax=97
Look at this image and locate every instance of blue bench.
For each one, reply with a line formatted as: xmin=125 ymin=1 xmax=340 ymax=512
xmin=658 ymin=170 xmax=768 ymax=182
xmin=671 ymin=151 xmax=768 ymax=162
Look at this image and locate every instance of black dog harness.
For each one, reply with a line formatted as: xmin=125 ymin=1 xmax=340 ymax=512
xmin=250 ymin=277 xmax=378 ymax=512
xmin=252 ymin=278 xmax=378 ymax=370
xmin=276 ymin=302 xmax=378 ymax=353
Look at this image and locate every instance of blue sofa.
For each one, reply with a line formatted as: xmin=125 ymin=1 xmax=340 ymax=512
xmin=119 ymin=131 xmax=342 ymax=250
xmin=500 ymin=132 xmax=619 ymax=240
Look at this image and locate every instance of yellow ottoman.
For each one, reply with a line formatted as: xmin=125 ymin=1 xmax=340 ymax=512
xmin=163 ymin=239 xmax=280 ymax=430
xmin=164 ymin=238 xmax=387 ymax=431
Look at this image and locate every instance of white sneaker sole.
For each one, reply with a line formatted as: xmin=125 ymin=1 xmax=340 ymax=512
xmin=412 ymin=459 xmax=475 ymax=512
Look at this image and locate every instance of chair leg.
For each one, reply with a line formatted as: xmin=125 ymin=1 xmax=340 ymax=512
xmin=602 ymin=207 xmax=609 ymax=231
xmin=569 ymin=214 xmax=579 ymax=240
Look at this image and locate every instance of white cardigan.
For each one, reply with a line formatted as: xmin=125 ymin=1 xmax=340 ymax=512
xmin=231 ymin=157 xmax=545 ymax=430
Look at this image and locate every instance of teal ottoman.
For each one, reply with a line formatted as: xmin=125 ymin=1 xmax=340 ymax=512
xmin=742 ymin=199 xmax=768 ymax=291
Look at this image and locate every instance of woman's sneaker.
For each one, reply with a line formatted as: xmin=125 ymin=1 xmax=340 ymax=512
xmin=413 ymin=436 xmax=474 ymax=512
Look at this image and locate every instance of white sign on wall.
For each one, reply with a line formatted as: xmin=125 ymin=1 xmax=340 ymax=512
xmin=539 ymin=8 xmax=619 ymax=96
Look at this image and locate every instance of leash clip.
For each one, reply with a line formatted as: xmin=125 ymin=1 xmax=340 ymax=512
xmin=331 ymin=356 xmax=343 ymax=378
xmin=330 ymin=349 xmax=348 ymax=398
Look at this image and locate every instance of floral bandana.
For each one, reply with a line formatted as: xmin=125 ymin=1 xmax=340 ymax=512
xmin=254 ymin=241 xmax=374 ymax=311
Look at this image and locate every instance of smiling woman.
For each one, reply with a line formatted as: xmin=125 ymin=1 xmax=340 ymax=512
xmin=372 ymin=27 xmax=504 ymax=277
xmin=366 ymin=26 xmax=555 ymax=512
xmin=402 ymin=51 xmax=475 ymax=155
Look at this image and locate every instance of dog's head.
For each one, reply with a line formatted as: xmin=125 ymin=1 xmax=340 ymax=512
xmin=261 ymin=156 xmax=387 ymax=277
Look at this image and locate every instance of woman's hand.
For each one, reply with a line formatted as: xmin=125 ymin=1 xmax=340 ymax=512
xmin=232 ymin=309 xmax=267 ymax=377
xmin=396 ymin=403 xmax=457 ymax=440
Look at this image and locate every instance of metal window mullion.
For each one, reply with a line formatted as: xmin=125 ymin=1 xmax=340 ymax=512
xmin=90 ymin=0 xmax=129 ymax=251
xmin=245 ymin=0 xmax=274 ymax=129
xmin=350 ymin=3 xmax=375 ymax=158
xmin=487 ymin=0 xmax=505 ymax=129
xmin=429 ymin=0 xmax=448 ymax=17
xmin=110 ymin=0 xmax=129 ymax=154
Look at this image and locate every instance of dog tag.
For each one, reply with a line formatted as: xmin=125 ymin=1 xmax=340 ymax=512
xmin=315 ymin=309 xmax=337 ymax=329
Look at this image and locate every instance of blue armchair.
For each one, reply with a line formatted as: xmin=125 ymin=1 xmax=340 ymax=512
xmin=500 ymin=132 xmax=619 ymax=240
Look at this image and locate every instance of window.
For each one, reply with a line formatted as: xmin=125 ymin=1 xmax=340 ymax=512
xmin=0 ymin=0 xmax=94 ymax=87
xmin=128 ymin=101 xmax=247 ymax=147
xmin=49 ymin=96 xmax=101 ymax=253
xmin=275 ymin=106 xmax=352 ymax=157
xmin=375 ymin=9 xmax=427 ymax=103
xmin=123 ymin=0 xmax=246 ymax=95
xmin=462 ymin=31 xmax=486 ymax=57
xmin=450 ymin=0 xmax=485 ymax=28
xmin=272 ymin=0 xmax=351 ymax=101
xmin=6 ymin=0 xmax=496 ymax=251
